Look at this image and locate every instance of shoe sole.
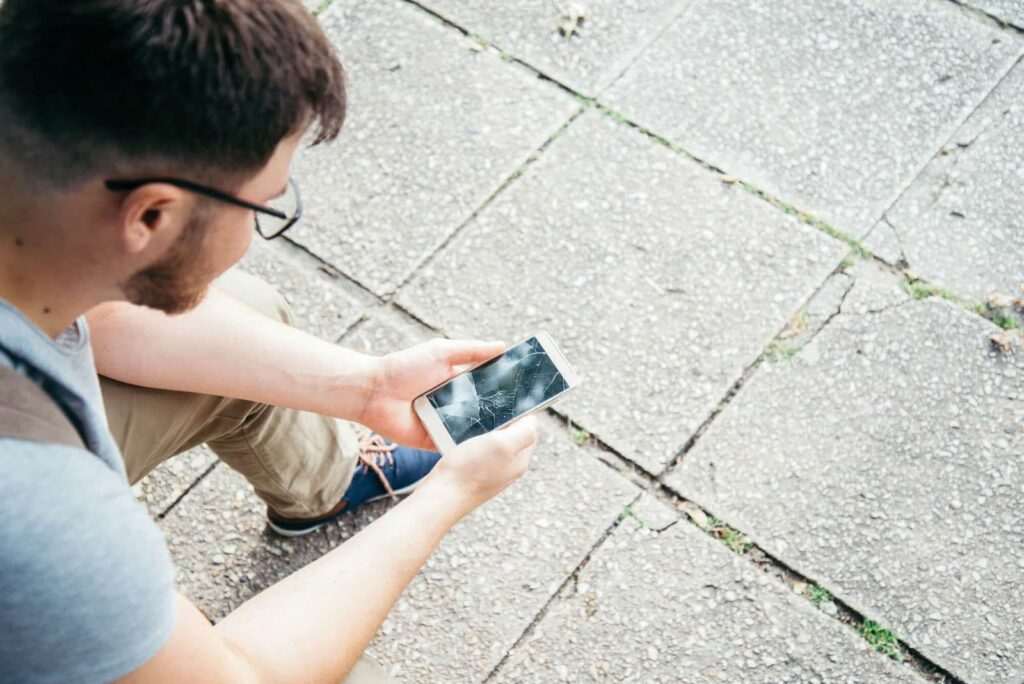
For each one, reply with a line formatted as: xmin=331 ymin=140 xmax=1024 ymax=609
xmin=266 ymin=478 xmax=425 ymax=538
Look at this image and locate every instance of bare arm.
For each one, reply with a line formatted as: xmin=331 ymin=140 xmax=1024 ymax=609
xmin=86 ymin=286 xmax=378 ymax=423
xmin=87 ymin=285 xmax=506 ymax=450
xmin=119 ymin=416 xmax=539 ymax=683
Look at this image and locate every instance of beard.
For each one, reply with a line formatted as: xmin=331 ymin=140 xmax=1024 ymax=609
xmin=120 ymin=208 xmax=213 ymax=314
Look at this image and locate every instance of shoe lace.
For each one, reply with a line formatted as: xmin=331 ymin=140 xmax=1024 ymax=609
xmin=357 ymin=432 xmax=399 ymax=501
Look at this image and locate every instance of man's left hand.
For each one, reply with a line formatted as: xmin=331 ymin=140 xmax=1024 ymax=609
xmin=360 ymin=338 xmax=505 ymax=450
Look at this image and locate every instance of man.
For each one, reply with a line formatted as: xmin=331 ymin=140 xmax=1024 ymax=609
xmin=0 ymin=1 xmax=539 ymax=682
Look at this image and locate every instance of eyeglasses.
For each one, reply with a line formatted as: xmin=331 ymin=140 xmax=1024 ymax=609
xmin=104 ymin=176 xmax=303 ymax=240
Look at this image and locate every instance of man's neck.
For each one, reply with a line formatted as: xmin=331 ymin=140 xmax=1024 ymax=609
xmin=0 ymin=224 xmax=109 ymax=338
xmin=0 ymin=173 xmax=116 ymax=337
xmin=0 ymin=247 xmax=82 ymax=338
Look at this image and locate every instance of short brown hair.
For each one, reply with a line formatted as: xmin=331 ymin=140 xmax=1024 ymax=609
xmin=0 ymin=0 xmax=346 ymax=189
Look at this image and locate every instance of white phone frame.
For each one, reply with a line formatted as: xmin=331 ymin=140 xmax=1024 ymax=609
xmin=413 ymin=331 xmax=581 ymax=454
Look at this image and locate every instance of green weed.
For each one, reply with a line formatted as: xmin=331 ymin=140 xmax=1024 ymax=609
xmin=991 ymin=311 xmax=1019 ymax=331
xmin=721 ymin=529 xmax=753 ymax=555
xmin=808 ymin=585 xmax=832 ymax=606
xmin=859 ymin=620 xmax=903 ymax=661
xmin=765 ymin=339 xmax=800 ymax=361
xmin=569 ymin=425 xmax=590 ymax=446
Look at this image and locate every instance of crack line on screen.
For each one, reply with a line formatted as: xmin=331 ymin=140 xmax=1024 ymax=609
xmin=432 ymin=340 xmax=568 ymax=444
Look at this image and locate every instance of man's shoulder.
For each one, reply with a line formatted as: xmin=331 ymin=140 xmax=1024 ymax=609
xmin=0 ymin=435 xmax=125 ymax=508
xmin=0 ymin=438 xmax=177 ymax=683
xmin=0 ymin=436 xmax=168 ymax=565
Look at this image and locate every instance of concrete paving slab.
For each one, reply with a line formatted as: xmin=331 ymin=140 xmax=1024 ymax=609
xmin=287 ymin=0 xmax=578 ymax=295
xmin=159 ymin=462 xmax=333 ymax=621
xmin=864 ymin=61 xmax=1024 ymax=302
xmin=666 ymin=263 xmax=1024 ymax=683
xmin=602 ymin=0 xmax=1022 ymax=238
xmin=495 ymin=495 xmax=922 ymax=683
xmin=133 ymin=444 xmax=217 ymax=519
xmin=340 ymin=306 xmax=435 ymax=357
xmin=397 ymin=111 xmax=845 ymax=473
xmin=415 ymin=0 xmax=691 ymax=96
xmin=236 ymin=240 xmax=371 ymax=342
xmin=964 ymin=0 xmax=1024 ymax=29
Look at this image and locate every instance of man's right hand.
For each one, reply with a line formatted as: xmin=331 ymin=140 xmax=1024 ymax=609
xmin=120 ymin=415 xmax=542 ymax=684
xmin=422 ymin=415 xmax=540 ymax=516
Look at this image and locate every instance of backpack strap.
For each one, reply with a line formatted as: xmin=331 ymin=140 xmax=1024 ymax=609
xmin=0 ymin=364 xmax=86 ymax=449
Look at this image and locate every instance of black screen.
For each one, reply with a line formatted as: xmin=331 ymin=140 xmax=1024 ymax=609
xmin=427 ymin=336 xmax=568 ymax=444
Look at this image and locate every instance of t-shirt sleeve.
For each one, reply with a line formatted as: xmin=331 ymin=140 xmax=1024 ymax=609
xmin=0 ymin=440 xmax=177 ymax=684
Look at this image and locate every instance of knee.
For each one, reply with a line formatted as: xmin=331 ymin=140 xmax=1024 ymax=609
xmin=215 ymin=268 xmax=296 ymax=326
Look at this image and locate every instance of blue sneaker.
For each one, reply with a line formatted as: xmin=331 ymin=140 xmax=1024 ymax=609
xmin=267 ymin=433 xmax=441 ymax=537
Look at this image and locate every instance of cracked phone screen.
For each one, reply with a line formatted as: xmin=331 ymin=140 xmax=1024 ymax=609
xmin=427 ymin=336 xmax=569 ymax=445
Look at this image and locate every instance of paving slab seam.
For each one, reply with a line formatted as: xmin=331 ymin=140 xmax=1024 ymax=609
xmin=395 ymin=0 xmax=597 ymax=101
xmin=398 ymin=0 xmax=1022 ymax=320
xmin=657 ymin=254 xmax=859 ymax=480
xmin=281 ymin=235 xmax=387 ymax=312
xmin=308 ymin=0 xmax=1019 ymax=336
xmin=861 ymin=245 xmax=1020 ymax=338
xmin=554 ymin=300 xmax=967 ymax=681
xmin=941 ymin=0 xmax=1024 ymax=33
xmin=153 ymin=461 xmax=221 ymax=521
xmin=583 ymin=99 xmax=1020 ymax=337
xmin=481 ymin=491 xmax=643 ymax=683
xmin=401 ymin=0 xmax=699 ymax=99
xmin=873 ymin=214 xmax=911 ymax=267
xmin=384 ymin=256 xmax=961 ymax=680
xmin=622 ymin=257 xmax=969 ymax=679
xmin=587 ymin=0 xmax=699 ymax=98
xmin=549 ymin=406 xmax=664 ymax=489
xmin=866 ymin=44 xmax=1024 ymax=254
xmin=640 ymin=480 xmax=965 ymax=684
xmin=385 ymin=107 xmax=586 ymax=298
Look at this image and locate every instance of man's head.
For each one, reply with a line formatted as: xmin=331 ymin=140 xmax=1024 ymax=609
xmin=0 ymin=0 xmax=346 ymax=314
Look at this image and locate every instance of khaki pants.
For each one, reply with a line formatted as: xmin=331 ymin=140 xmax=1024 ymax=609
xmin=101 ymin=267 xmax=360 ymax=519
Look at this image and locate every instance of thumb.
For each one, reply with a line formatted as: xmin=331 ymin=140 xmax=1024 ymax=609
xmin=434 ymin=339 xmax=506 ymax=368
xmin=489 ymin=415 xmax=540 ymax=455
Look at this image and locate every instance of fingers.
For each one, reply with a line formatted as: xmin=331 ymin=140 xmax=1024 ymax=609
xmin=462 ymin=414 xmax=539 ymax=457
xmin=431 ymin=338 xmax=505 ymax=368
xmin=495 ymin=414 xmax=540 ymax=454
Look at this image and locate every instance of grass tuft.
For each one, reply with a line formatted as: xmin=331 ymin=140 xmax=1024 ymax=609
xmin=720 ymin=528 xmax=753 ymax=555
xmin=991 ymin=311 xmax=1019 ymax=331
xmin=860 ymin=620 xmax=903 ymax=661
xmin=808 ymin=585 xmax=832 ymax=606
xmin=569 ymin=424 xmax=590 ymax=446
xmin=765 ymin=339 xmax=800 ymax=361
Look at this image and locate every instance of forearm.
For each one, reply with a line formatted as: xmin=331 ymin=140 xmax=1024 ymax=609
xmin=215 ymin=479 xmax=467 ymax=682
xmin=86 ymin=287 xmax=378 ymax=421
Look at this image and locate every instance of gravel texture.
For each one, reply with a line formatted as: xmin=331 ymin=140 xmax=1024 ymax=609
xmin=237 ymin=240 xmax=371 ymax=342
xmin=397 ymin=111 xmax=845 ymax=473
xmin=415 ymin=0 xmax=692 ymax=95
xmin=287 ymin=0 xmax=578 ymax=295
xmin=667 ymin=262 xmax=1024 ymax=683
xmin=495 ymin=494 xmax=924 ymax=683
xmin=866 ymin=60 xmax=1024 ymax=302
xmin=603 ymin=0 xmax=1022 ymax=238
xmin=134 ymin=444 xmax=217 ymax=519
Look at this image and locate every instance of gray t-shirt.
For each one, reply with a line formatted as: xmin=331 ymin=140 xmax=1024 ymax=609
xmin=0 ymin=300 xmax=176 ymax=683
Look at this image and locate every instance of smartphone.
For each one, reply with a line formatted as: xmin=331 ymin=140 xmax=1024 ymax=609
xmin=413 ymin=331 xmax=581 ymax=454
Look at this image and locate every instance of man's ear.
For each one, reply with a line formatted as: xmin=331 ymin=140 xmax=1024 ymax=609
xmin=117 ymin=183 xmax=191 ymax=255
